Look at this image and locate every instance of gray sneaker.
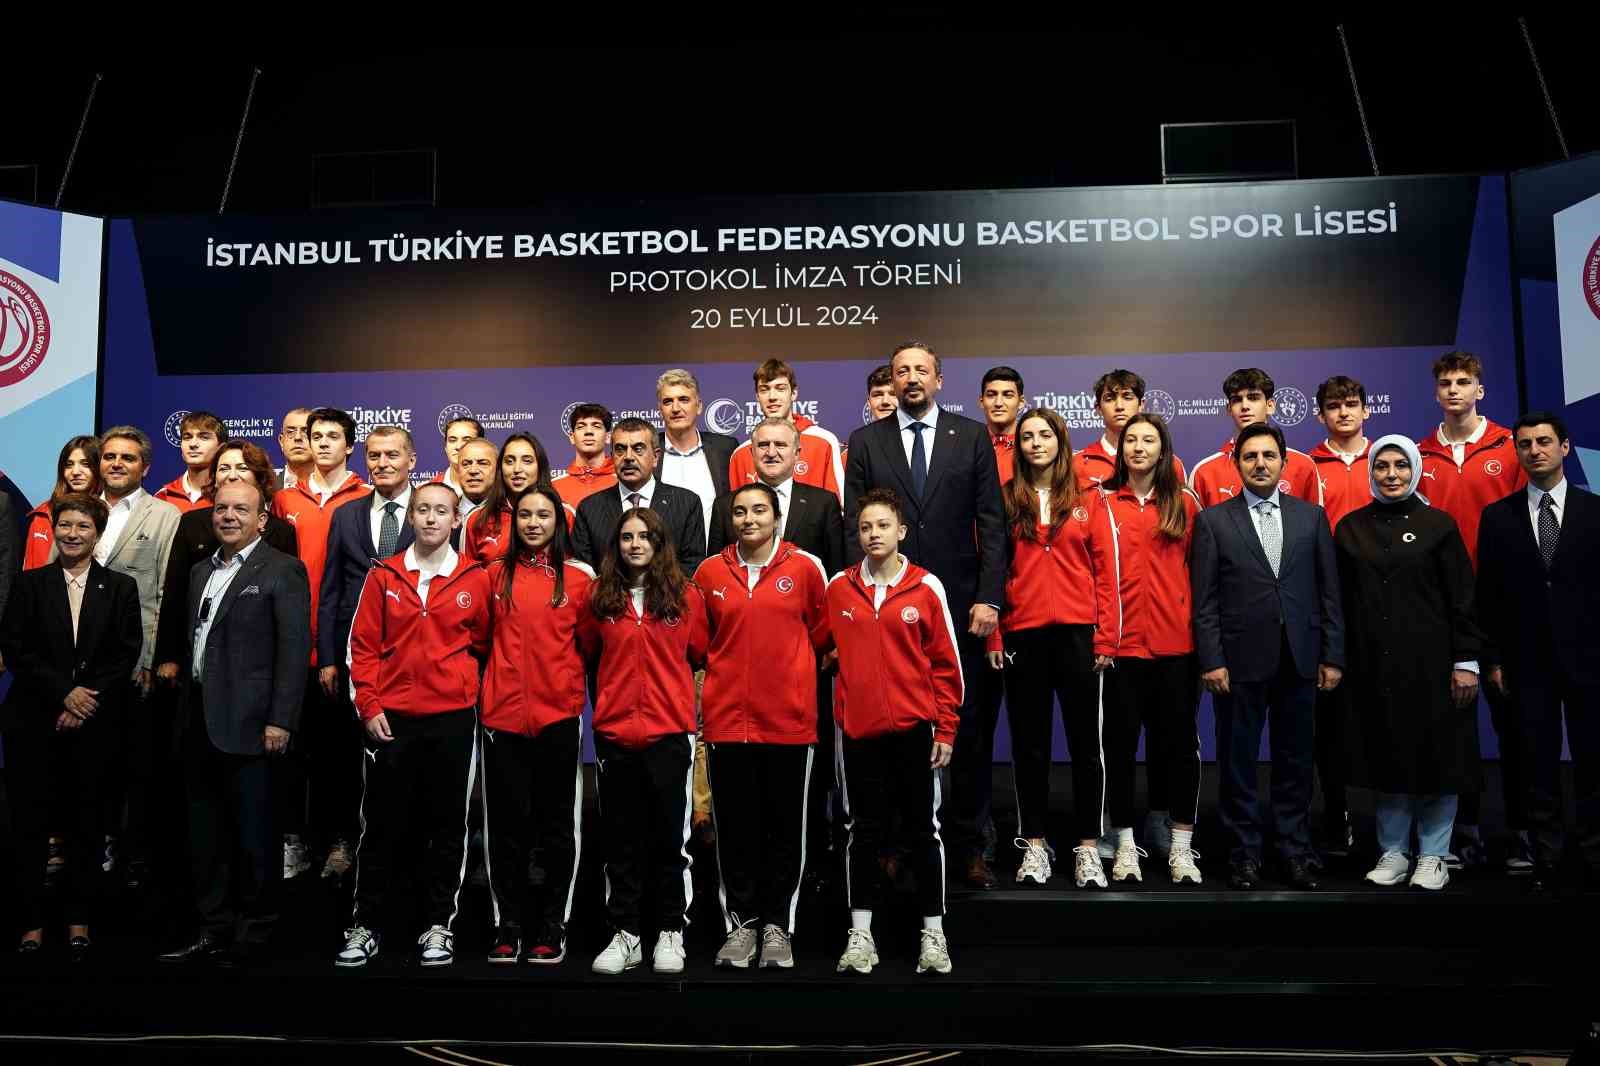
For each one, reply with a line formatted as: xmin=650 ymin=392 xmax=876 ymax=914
xmin=715 ymin=925 xmax=759 ymax=968
xmin=759 ymin=924 xmax=794 ymax=969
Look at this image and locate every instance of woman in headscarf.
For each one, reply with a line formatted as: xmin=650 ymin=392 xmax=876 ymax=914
xmin=1334 ymin=434 xmax=1484 ymax=892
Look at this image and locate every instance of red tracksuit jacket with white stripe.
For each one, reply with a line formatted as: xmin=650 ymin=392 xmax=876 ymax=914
xmin=826 ymin=560 xmax=964 ymax=745
xmin=1187 ymin=438 xmax=1323 ymax=510
xmin=1071 ymin=434 xmax=1188 ymax=492
xmin=1309 ymin=440 xmax=1372 ymax=533
xmin=480 ymin=553 xmax=597 ymax=737
xmin=346 ymin=551 xmax=492 ymax=722
xmin=582 ymin=584 xmax=710 ymax=750
xmin=461 ymin=501 xmax=577 ymax=564
xmin=1415 ymin=419 xmax=1526 ymax=570
xmin=1101 ymin=485 xmax=1202 ymax=659
xmin=986 ymin=489 xmax=1120 ymax=658
xmin=693 ymin=542 xmax=830 ymax=746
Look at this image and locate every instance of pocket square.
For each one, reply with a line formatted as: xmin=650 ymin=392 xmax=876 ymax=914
xmin=240 ymin=585 xmax=261 ymax=596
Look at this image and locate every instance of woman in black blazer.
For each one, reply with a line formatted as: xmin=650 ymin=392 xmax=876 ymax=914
xmin=0 ymin=494 xmax=143 ymax=959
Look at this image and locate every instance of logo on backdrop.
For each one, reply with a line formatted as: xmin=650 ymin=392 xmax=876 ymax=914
xmin=164 ymin=410 xmax=191 ymax=448
xmin=1271 ymin=386 xmax=1310 ymax=427
xmin=1585 ymin=235 xmax=1600 ymax=322
xmin=1144 ymin=389 xmax=1177 ymax=422
xmin=705 ymin=398 xmax=745 ymax=436
xmin=561 ymin=401 xmax=583 ymax=434
xmin=437 ymin=403 xmax=476 ymax=437
xmin=1029 ymin=390 xmax=1101 ymax=431
xmin=0 ymin=269 xmax=50 ymax=388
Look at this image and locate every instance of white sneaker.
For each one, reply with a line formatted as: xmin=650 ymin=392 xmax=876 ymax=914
xmin=1409 ymin=855 xmax=1449 ymax=891
xmin=1169 ymin=844 xmax=1203 ymax=885
xmin=916 ymin=929 xmax=952 ymax=974
xmin=836 ymin=928 xmax=878 ymax=974
xmin=591 ymin=929 xmax=642 ymax=975
xmin=1365 ymin=850 xmax=1411 ymax=886
xmin=1111 ymin=841 xmax=1148 ymax=883
xmin=283 ymin=835 xmax=311 ymax=880
xmin=335 ymin=926 xmax=380 ymax=968
xmin=417 ymin=925 xmax=453 ymax=967
xmin=1073 ymin=845 xmax=1108 ymax=888
xmin=1014 ymin=838 xmax=1053 ymax=884
xmin=652 ymin=930 xmax=685 ymax=974
xmin=715 ymin=925 xmax=759 ymax=969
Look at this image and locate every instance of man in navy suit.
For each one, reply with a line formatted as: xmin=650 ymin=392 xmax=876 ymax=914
xmin=844 ymin=341 xmax=1007 ymax=888
xmin=309 ymin=426 xmax=417 ymax=878
xmin=1191 ymin=422 xmax=1344 ymax=891
xmin=1478 ymin=412 xmax=1600 ymax=893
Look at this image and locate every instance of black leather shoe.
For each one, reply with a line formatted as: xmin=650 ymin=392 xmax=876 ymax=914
xmin=158 ymin=936 xmax=228 ymax=964
xmin=1281 ymin=857 xmax=1321 ymax=890
xmin=68 ymin=936 xmax=92 ymax=964
xmin=16 ymin=938 xmax=42 ymax=957
xmin=963 ymin=855 xmax=998 ymax=890
xmin=1228 ymin=859 xmax=1261 ymax=890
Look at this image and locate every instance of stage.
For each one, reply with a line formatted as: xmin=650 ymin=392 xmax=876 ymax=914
xmin=0 ymin=766 xmax=1591 ymax=1059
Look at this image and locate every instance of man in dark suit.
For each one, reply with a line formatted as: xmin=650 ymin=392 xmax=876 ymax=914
xmin=656 ymin=368 xmax=737 ymax=546
xmin=1 ymin=494 xmax=142 ymax=957
xmin=1478 ymin=411 xmax=1600 ymax=893
xmin=844 ymin=341 xmax=1007 ymax=888
xmin=572 ymin=417 xmax=707 ymax=574
xmin=307 ymin=426 xmax=417 ymax=878
xmin=161 ymin=480 xmax=311 ymax=964
xmin=1192 ymin=422 xmax=1344 ymax=891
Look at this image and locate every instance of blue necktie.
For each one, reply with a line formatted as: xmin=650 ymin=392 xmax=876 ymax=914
xmin=909 ymin=422 xmax=927 ymax=499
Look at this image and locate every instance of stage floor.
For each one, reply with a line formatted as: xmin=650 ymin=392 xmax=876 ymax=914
xmin=0 ymin=765 xmax=1592 ymax=1057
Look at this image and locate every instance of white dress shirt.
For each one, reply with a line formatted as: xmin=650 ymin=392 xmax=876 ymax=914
xmin=860 ymin=553 xmax=909 ymax=612
xmin=307 ymin=467 xmax=352 ymax=507
xmin=370 ymin=485 xmax=412 ymax=556
xmin=97 ymin=487 xmax=147 ymax=563
xmin=192 ymin=535 xmax=264 ymax=682
xmin=1526 ymin=478 xmax=1567 ymax=540
xmin=180 ymin=472 xmax=206 ymax=504
xmin=406 ymin=543 xmax=458 ymax=608
xmin=660 ymin=432 xmax=716 ymax=539
xmin=1436 ymin=416 xmax=1487 ymax=468
xmin=618 ymin=478 xmax=658 ymax=512
xmin=736 ymin=537 xmax=780 ymax=591
xmin=896 ymin=405 xmax=941 ymax=473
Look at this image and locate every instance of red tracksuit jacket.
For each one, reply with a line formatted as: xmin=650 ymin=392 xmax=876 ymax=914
xmin=987 ymin=489 xmax=1120 ymax=657
xmin=727 ymin=415 xmax=845 ymax=501
xmin=22 ymin=504 xmax=53 ymax=570
xmin=1101 ymin=485 xmax=1202 ymax=659
xmin=272 ymin=471 xmax=371 ymax=650
xmin=1187 ymin=438 xmax=1323 ymax=509
xmin=1071 ymin=435 xmax=1187 ymax=492
xmin=1416 ymin=419 xmax=1527 ymax=570
xmin=346 ymin=550 xmax=491 ymax=722
xmin=693 ymin=542 xmax=830 ymax=745
xmin=583 ymin=584 xmax=710 ymax=750
xmin=991 ymin=432 xmax=1016 ymax=485
xmin=461 ymin=500 xmax=576 ymax=564
xmin=826 ymin=560 xmax=963 ymax=745
xmin=480 ymin=553 xmax=597 ymax=737
xmin=1309 ymin=440 xmax=1372 ymax=533
xmin=552 ymin=458 xmax=618 ymax=508
xmin=153 ymin=474 xmax=208 ymax=514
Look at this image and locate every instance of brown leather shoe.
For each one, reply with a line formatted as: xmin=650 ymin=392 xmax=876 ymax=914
xmin=964 ymin=855 xmax=998 ymax=890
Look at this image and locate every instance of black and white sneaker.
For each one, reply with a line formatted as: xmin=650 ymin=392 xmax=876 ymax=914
xmin=335 ymin=926 xmax=380 ymax=968
xmin=417 ymin=925 xmax=454 ymax=967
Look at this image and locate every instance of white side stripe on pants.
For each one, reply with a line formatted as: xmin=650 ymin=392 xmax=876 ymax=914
xmin=444 ymin=725 xmax=481 ymax=933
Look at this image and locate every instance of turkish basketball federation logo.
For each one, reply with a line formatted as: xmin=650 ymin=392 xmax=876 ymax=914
xmin=437 ymin=403 xmax=476 ymax=436
xmin=0 ymin=269 xmax=51 ymax=388
xmin=1272 ymin=386 xmax=1310 ymax=427
xmin=164 ymin=410 xmax=191 ymax=448
xmin=1585 ymin=235 xmax=1600 ymax=322
xmin=1144 ymin=389 xmax=1177 ymax=422
xmin=705 ymin=398 xmax=744 ymax=436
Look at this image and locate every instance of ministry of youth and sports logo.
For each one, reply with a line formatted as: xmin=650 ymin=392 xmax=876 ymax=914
xmin=1271 ymin=386 xmax=1310 ymax=427
xmin=0 ymin=269 xmax=51 ymax=388
xmin=164 ymin=410 xmax=192 ymax=448
xmin=704 ymin=398 xmax=744 ymax=436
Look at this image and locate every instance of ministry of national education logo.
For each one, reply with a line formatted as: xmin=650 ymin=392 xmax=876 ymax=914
xmin=437 ymin=403 xmax=476 ymax=436
xmin=1272 ymin=386 xmax=1310 ymax=427
xmin=1585 ymin=235 xmax=1600 ymax=322
xmin=705 ymin=398 xmax=744 ymax=436
xmin=0 ymin=269 xmax=51 ymax=388
xmin=1144 ymin=389 xmax=1176 ymax=422
xmin=164 ymin=410 xmax=191 ymax=448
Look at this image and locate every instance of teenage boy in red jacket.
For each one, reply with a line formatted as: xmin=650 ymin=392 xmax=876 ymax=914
xmin=335 ymin=482 xmax=491 ymax=969
xmin=827 ymin=487 xmax=963 ymax=977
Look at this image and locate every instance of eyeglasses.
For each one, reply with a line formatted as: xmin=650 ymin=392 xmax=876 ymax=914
xmin=280 ymin=427 xmax=309 ymax=440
